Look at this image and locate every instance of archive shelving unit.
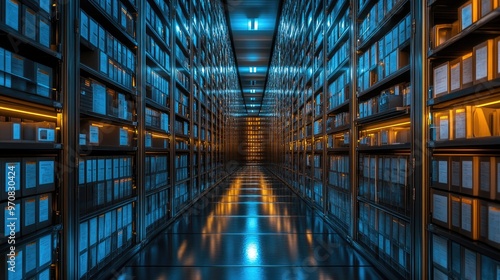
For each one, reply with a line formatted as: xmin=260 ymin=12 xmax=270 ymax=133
xmin=0 ymin=0 xmax=240 ymax=279
xmin=0 ymin=0 xmax=61 ymax=279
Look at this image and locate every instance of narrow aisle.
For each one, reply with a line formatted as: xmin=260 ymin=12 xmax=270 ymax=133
xmin=117 ymin=166 xmax=383 ymax=279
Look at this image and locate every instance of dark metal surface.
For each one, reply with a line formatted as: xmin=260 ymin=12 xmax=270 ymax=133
xmin=115 ymin=166 xmax=384 ymax=279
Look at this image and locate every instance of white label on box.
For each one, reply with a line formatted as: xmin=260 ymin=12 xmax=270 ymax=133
xmin=5 ymin=162 xmax=21 ymax=192
xmin=450 ymin=62 xmax=461 ymax=91
xmin=79 ymin=133 xmax=86 ymax=146
xmin=39 ymin=234 xmax=51 ymax=266
xmin=145 ymin=133 xmax=152 ymax=147
xmin=476 ymin=46 xmax=488 ymax=80
xmin=438 ymin=161 xmax=448 ymax=184
xmin=89 ymin=217 xmax=97 ymax=245
xmin=86 ymin=159 xmax=92 ymax=183
xmin=24 ymin=8 xmax=37 ymax=40
xmin=6 ymin=0 xmax=19 ymax=31
xmin=12 ymin=123 xmax=20 ymax=140
xmin=5 ymin=50 xmax=12 ymax=73
xmin=498 ymin=41 xmax=500 ymax=74
xmin=0 ymin=48 xmax=4 ymax=72
xmin=25 ymin=161 xmax=36 ymax=189
xmin=39 ymin=160 xmax=54 ymax=185
xmin=462 ymin=160 xmax=473 ymax=189
xmin=105 ymin=211 xmax=111 ymax=237
xmin=79 ymin=222 xmax=88 ymax=251
xmin=452 ymin=161 xmax=460 ymax=187
xmin=89 ymin=125 xmax=99 ymax=144
xmin=39 ymin=194 xmax=49 ymax=222
xmin=433 ymin=235 xmax=448 ymax=268
xmin=455 ymin=110 xmax=466 ymax=138
xmin=439 ymin=116 xmax=449 ymax=140
xmin=119 ymin=128 xmax=128 ymax=146
xmin=98 ymin=159 xmax=105 ymax=181
xmin=11 ymin=55 xmax=24 ymax=77
xmin=488 ymin=206 xmax=500 ymax=243
xmin=106 ymin=159 xmax=112 ymax=180
xmin=99 ymin=51 xmax=108 ymax=74
xmin=480 ymin=161 xmax=490 ymax=192
xmin=452 ymin=197 xmax=460 ymax=227
xmin=461 ymin=4 xmax=473 ymax=30
xmin=99 ymin=26 xmax=106 ymax=51
xmin=433 ymin=194 xmax=448 ymax=223
xmin=39 ymin=18 xmax=50 ymax=48
xmin=462 ymin=200 xmax=472 ymax=232
xmin=434 ymin=64 xmax=449 ymax=96
xmin=463 ymin=55 xmax=473 ymax=84
xmin=37 ymin=68 xmax=51 ymax=97
xmin=78 ymin=160 xmax=85 ymax=185
xmin=79 ymin=252 xmax=87 ymax=278
xmin=25 ymin=199 xmax=36 ymax=226
xmin=92 ymin=83 xmax=106 ymax=115
xmin=38 ymin=128 xmax=55 ymax=142
xmin=81 ymin=11 xmax=89 ymax=40
xmin=40 ymin=0 xmax=51 ymax=14
xmin=25 ymin=241 xmax=37 ymax=273
xmin=464 ymin=249 xmax=476 ymax=280
xmin=89 ymin=19 xmax=98 ymax=47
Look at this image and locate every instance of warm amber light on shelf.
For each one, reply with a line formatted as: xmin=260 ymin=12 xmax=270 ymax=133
xmin=364 ymin=121 xmax=411 ymax=132
xmin=475 ymin=99 xmax=500 ymax=108
xmin=0 ymin=106 xmax=57 ymax=119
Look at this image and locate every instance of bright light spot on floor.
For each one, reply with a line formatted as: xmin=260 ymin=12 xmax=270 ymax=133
xmin=246 ymin=243 xmax=259 ymax=261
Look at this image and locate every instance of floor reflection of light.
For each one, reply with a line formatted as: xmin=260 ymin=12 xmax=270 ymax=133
xmin=245 ymin=242 xmax=259 ymax=262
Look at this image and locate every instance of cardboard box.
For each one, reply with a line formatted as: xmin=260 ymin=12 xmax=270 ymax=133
xmin=473 ymin=39 xmax=494 ymax=83
xmin=432 ymin=24 xmax=455 ymax=48
xmin=0 ymin=122 xmax=21 ymax=140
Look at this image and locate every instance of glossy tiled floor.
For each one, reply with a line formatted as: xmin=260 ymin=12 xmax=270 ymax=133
xmin=116 ymin=166 xmax=384 ymax=280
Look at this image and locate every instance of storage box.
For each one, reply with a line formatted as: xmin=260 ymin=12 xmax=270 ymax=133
xmin=479 ymin=201 xmax=500 ymax=249
xmin=0 ymin=122 xmax=21 ymax=140
xmin=432 ymin=24 xmax=455 ymax=48
xmin=433 ymin=62 xmax=449 ymax=97
xmin=460 ymin=197 xmax=478 ymax=239
xmin=433 ymin=111 xmax=450 ymax=141
xmin=473 ymin=39 xmax=494 ymax=83
xmin=379 ymin=93 xmax=403 ymax=112
xmin=432 ymin=156 xmax=450 ymax=190
xmin=478 ymin=157 xmax=495 ymax=199
xmin=22 ymin=122 xmax=56 ymax=142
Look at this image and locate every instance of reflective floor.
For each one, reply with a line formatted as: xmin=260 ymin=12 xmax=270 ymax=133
xmin=115 ymin=166 xmax=383 ymax=280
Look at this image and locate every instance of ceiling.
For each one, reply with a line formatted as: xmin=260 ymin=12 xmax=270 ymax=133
xmin=223 ymin=0 xmax=282 ymax=116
